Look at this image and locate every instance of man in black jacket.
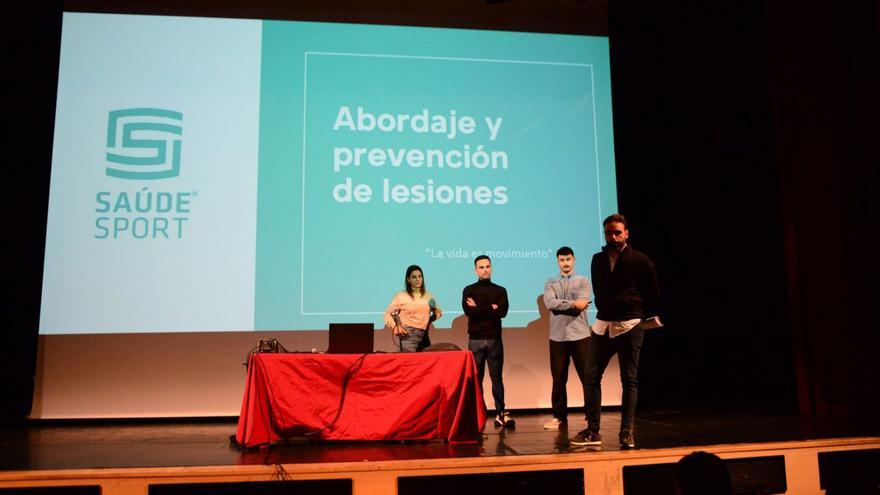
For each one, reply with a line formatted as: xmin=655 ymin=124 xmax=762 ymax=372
xmin=463 ymin=255 xmax=513 ymax=428
xmin=570 ymin=213 xmax=660 ymax=449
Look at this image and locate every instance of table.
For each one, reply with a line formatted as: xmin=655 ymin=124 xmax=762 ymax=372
xmin=235 ymin=351 xmax=487 ymax=447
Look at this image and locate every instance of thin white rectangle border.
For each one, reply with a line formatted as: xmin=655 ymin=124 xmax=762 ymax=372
xmin=300 ymin=51 xmax=604 ymax=316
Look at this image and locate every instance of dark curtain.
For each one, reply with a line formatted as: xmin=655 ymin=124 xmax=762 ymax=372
xmin=765 ymin=0 xmax=880 ymax=416
xmin=611 ymin=0 xmax=879 ymax=415
xmin=1 ymin=3 xmax=61 ymax=423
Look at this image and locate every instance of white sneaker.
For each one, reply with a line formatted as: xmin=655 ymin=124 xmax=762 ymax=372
xmin=543 ymin=417 xmax=564 ymax=430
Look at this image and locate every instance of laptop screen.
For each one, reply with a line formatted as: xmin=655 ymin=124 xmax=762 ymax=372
xmin=327 ymin=323 xmax=374 ymax=354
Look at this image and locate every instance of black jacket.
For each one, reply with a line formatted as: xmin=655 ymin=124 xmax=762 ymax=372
xmin=591 ymin=245 xmax=660 ymax=321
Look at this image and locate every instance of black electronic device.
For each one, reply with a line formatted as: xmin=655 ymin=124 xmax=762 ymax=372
xmin=257 ymin=338 xmax=281 ymax=353
xmin=327 ymin=323 xmax=374 ymax=354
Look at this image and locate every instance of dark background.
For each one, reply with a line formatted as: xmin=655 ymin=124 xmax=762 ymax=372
xmin=3 ymin=0 xmax=877 ymax=423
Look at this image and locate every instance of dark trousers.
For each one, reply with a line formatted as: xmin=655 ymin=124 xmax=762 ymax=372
xmin=398 ymin=327 xmax=429 ymax=352
xmin=585 ymin=328 xmax=645 ymax=433
xmin=468 ymin=337 xmax=505 ymax=412
xmin=549 ymin=337 xmax=590 ymax=421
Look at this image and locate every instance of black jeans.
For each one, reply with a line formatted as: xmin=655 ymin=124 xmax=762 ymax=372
xmin=585 ymin=328 xmax=645 ymax=433
xmin=468 ymin=337 xmax=505 ymax=412
xmin=549 ymin=337 xmax=590 ymax=421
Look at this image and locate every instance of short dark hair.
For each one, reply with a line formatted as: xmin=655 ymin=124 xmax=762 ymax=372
xmin=603 ymin=213 xmax=628 ymax=229
xmin=474 ymin=255 xmax=491 ymax=266
xmin=676 ymin=451 xmax=732 ymax=495
xmin=556 ymin=246 xmax=574 ymax=257
xmin=404 ymin=265 xmax=425 ymax=298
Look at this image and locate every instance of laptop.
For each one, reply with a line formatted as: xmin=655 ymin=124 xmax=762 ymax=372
xmin=327 ymin=323 xmax=374 ymax=354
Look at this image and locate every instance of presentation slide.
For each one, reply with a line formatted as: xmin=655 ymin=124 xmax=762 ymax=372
xmin=41 ymin=12 xmax=618 ymax=334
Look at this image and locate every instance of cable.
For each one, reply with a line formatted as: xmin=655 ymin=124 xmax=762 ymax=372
xmin=273 ymin=463 xmax=292 ymax=495
xmin=391 ymin=309 xmax=403 ymax=352
xmin=274 ymin=463 xmax=292 ymax=480
xmin=242 ymin=346 xmax=259 ymax=368
xmin=304 ymin=353 xmax=369 ymax=436
xmin=391 ymin=327 xmax=402 ymax=351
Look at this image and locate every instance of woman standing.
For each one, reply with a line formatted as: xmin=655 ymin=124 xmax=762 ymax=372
xmin=384 ymin=265 xmax=442 ymax=352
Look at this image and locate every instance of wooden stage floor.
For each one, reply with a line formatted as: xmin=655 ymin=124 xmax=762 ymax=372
xmin=0 ymin=410 xmax=877 ymax=470
xmin=1 ymin=410 xmax=878 ymax=494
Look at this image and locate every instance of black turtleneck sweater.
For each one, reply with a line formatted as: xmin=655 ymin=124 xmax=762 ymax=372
xmin=461 ymin=279 xmax=509 ymax=339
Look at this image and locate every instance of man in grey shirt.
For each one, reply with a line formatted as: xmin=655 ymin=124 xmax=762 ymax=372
xmin=542 ymin=246 xmax=591 ymax=430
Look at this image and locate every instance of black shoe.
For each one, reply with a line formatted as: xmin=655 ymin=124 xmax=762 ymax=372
xmin=569 ymin=429 xmax=602 ymax=446
xmin=494 ymin=411 xmax=515 ymax=428
xmin=619 ymin=430 xmax=635 ymax=449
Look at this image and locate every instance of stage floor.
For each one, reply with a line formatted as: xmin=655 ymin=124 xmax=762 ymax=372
xmin=2 ymin=410 xmax=878 ymax=472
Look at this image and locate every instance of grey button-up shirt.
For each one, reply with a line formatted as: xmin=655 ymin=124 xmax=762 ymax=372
xmin=543 ymin=271 xmax=592 ymax=342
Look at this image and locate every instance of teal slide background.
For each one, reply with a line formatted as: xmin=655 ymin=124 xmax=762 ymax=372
xmin=255 ymin=21 xmax=617 ymax=330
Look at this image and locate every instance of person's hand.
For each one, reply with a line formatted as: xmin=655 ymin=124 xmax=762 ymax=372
xmin=574 ymin=299 xmax=590 ymax=311
xmin=393 ymin=325 xmax=408 ymax=336
xmin=434 ymin=308 xmax=443 ymax=319
xmin=466 ymin=297 xmax=477 ymax=307
xmin=491 ymin=304 xmax=498 ymax=310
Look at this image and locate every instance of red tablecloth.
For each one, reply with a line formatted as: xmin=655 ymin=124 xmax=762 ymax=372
xmin=235 ymin=351 xmax=487 ymax=447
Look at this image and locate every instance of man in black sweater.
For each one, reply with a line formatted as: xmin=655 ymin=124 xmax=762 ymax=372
xmin=462 ymin=255 xmax=513 ymax=428
xmin=570 ymin=213 xmax=660 ymax=449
